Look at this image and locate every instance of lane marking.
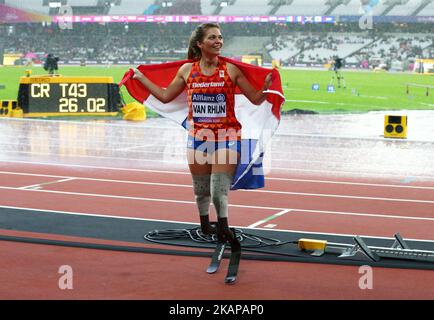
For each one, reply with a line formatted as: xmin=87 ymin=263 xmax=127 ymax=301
xmin=1 ymin=204 xmax=433 ymax=244
xmin=269 ymin=165 xmax=434 ymax=180
xmin=0 ymin=186 xmax=284 ymax=211
xmin=0 ymin=150 xmax=186 ymax=165
xmin=248 ymin=209 xmax=292 ymax=228
xmin=0 ymin=171 xmax=192 ymax=189
xmin=18 ymin=178 xmax=76 ymax=190
xmin=292 ymin=208 xmax=434 ymax=222
xmin=1 ymin=172 xmax=433 ymax=204
xmin=263 ymin=224 xmax=277 ymax=228
xmin=2 ymin=159 xmax=434 ymax=183
xmin=244 ymin=189 xmax=434 ymax=204
xmin=1 ymin=187 xmax=433 ymax=221
xmin=114 ymin=144 xmax=162 ymax=151
xmin=268 ymin=176 xmax=434 ymax=190
xmin=0 ymin=159 xmax=190 ymax=175
xmin=1 ymin=170 xmax=434 ymax=198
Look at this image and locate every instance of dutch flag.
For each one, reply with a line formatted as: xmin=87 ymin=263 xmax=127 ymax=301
xmin=119 ymin=56 xmax=285 ymax=190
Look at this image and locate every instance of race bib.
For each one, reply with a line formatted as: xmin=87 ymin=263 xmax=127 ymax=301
xmin=192 ymin=93 xmax=227 ymax=123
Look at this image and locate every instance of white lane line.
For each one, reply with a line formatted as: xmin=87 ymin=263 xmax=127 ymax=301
xmin=0 ymin=171 xmax=192 ymax=189
xmin=18 ymin=178 xmax=76 ymax=190
xmin=0 ymin=159 xmax=190 ymax=175
xmin=263 ymin=224 xmax=277 ymax=228
xmin=292 ymin=208 xmax=434 ymax=222
xmin=2 ymin=159 xmax=434 ymax=183
xmin=244 ymin=189 xmax=434 ymax=204
xmin=0 ymin=171 xmax=433 ymax=203
xmin=0 ymin=186 xmax=284 ymax=211
xmin=1 ymin=204 xmax=433 ymax=244
xmin=4 ymin=144 xmax=434 ymax=179
xmin=1 ymin=170 xmax=433 ymax=195
xmin=270 ymin=165 xmax=434 ymax=180
xmin=2 ymin=185 xmax=433 ymax=221
xmin=248 ymin=209 xmax=292 ymax=228
xmin=267 ymin=177 xmax=434 ymax=190
xmin=0 ymin=150 xmax=186 ymax=165
xmin=1 ymin=166 xmax=434 ymax=190
xmin=114 ymin=144 xmax=161 ymax=151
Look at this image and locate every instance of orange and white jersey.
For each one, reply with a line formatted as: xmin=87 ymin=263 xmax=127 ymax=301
xmin=186 ymin=58 xmax=241 ymax=141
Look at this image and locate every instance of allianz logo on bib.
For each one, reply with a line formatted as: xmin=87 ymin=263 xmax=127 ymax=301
xmin=192 ymin=93 xmax=226 ymax=102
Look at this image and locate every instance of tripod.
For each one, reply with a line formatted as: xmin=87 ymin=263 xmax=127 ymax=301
xmin=329 ymin=69 xmax=346 ymax=89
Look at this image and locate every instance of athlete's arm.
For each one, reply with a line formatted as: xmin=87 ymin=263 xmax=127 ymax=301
xmin=227 ymin=63 xmax=272 ymax=105
xmin=132 ymin=63 xmax=192 ymax=103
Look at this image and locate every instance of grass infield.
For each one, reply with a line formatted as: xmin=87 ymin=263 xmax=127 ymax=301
xmin=0 ymin=65 xmax=432 ymax=116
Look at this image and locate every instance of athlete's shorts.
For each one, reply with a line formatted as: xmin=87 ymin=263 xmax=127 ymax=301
xmin=187 ymin=135 xmax=241 ymax=154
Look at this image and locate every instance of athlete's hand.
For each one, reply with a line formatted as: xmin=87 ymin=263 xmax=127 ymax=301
xmin=262 ymin=73 xmax=273 ymax=91
xmin=131 ymin=68 xmax=145 ymax=81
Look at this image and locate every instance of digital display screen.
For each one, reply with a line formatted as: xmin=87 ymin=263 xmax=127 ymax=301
xmin=388 ymin=116 xmax=402 ymax=124
xmin=27 ymin=83 xmax=108 ymax=113
xmin=18 ymin=78 xmax=121 ymax=115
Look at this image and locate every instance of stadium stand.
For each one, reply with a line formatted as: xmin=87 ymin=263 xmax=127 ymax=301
xmin=420 ymin=0 xmax=434 ymax=16
xmin=222 ymin=36 xmax=271 ymax=57
xmin=153 ymin=0 xmax=202 ymax=14
xmin=276 ymin=0 xmax=330 ymax=15
xmin=108 ymin=0 xmax=154 ymax=15
xmin=3 ymin=0 xmax=434 ymax=16
xmin=332 ymin=0 xmax=364 ymax=16
xmin=3 ymin=21 xmax=432 ymax=71
xmin=1 ymin=0 xmax=433 ymax=71
xmin=5 ymin=0 xmax=50 ymax=15
xmin=387 ymin=0 xmax=425 ymax=16
xmin=219 ymin=0 xmax=270 ymax=15
xmin=200 ymin=0 xmax=218 ymax=15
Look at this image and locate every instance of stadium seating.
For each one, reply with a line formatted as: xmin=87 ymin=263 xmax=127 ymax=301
xmin=68 ymin=0 xmax=100 ymax=6
xmin=387 ymin=0 xmax=426 ymax=16
xmin=201 ymin=0 xmax=217 ymax=15
xmin=108 ymin=0 xmax=155 ymax=15
xmin=275 ymin=0 xmax=329 ymax=15
xmin=332 ymin=0 xmax=363 ymax=16
xmin=223 ymin=36 xmax=271 ymax=56
xmin=5 ymin=0 xmax=49 ymax=14
xmin=1 ymin=15 xmax=432 ymax=70
xmin=219 ymin=0 xmax=271 ymax=15
xmin=3 ymin=0 xmax=434 ymax=16
xmin=420 ymin=0 xmax=434 ymax=16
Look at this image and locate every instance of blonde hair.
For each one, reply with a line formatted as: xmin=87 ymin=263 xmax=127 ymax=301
xmin=187 ymin=23 xmax=220 ymax=60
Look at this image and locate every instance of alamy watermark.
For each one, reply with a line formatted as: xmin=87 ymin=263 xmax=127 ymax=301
xmin=186 ymin=128 xmax=273 ymax=176
xmin=359 ymin=15 xmax=374 ymax=30
xmin=358 ymin=265 xmax=373 ymax=290
xmin=58 ymin=265 xmax=74 ymax=290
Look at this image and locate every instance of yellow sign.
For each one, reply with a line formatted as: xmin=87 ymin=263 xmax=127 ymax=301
xmin=3 ymin=53 xmax=23 ymax=66
xmin=242 ymin=55 xmax=262 ymax=67
xmin=384 ymin=115 xmax=407 ymax=139
xmin=414 ymin=59 xmax=434 ymax=74
xmin=0 ymin=100 xmax=23 ymax=118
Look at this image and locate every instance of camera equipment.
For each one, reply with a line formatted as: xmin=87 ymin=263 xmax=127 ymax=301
xmin=330 ymin=57 xmax=346 ymax=89
xmin=333 ymin=57 xmax=343 ymax=71
xmin=43 ymin=54 xmax=59 ymax=75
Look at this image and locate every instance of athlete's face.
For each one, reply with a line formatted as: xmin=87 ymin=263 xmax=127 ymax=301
xmin=198 ymin=27 xmax=223 ymax=56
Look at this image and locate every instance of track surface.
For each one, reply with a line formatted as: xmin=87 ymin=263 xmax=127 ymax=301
xmin=1 ymin=159 xmax=434 ymax=300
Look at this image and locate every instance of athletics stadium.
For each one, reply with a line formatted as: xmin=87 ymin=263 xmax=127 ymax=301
xmin=0 ymin=0 xmax=434 ymax=308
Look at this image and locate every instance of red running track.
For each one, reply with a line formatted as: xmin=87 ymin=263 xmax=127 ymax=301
xmin=1 ymin=160 xmax=434 ymax=299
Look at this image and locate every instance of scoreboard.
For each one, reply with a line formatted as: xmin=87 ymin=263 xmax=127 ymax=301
xmin=18 ymin=76 xmax=121 ymax=117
